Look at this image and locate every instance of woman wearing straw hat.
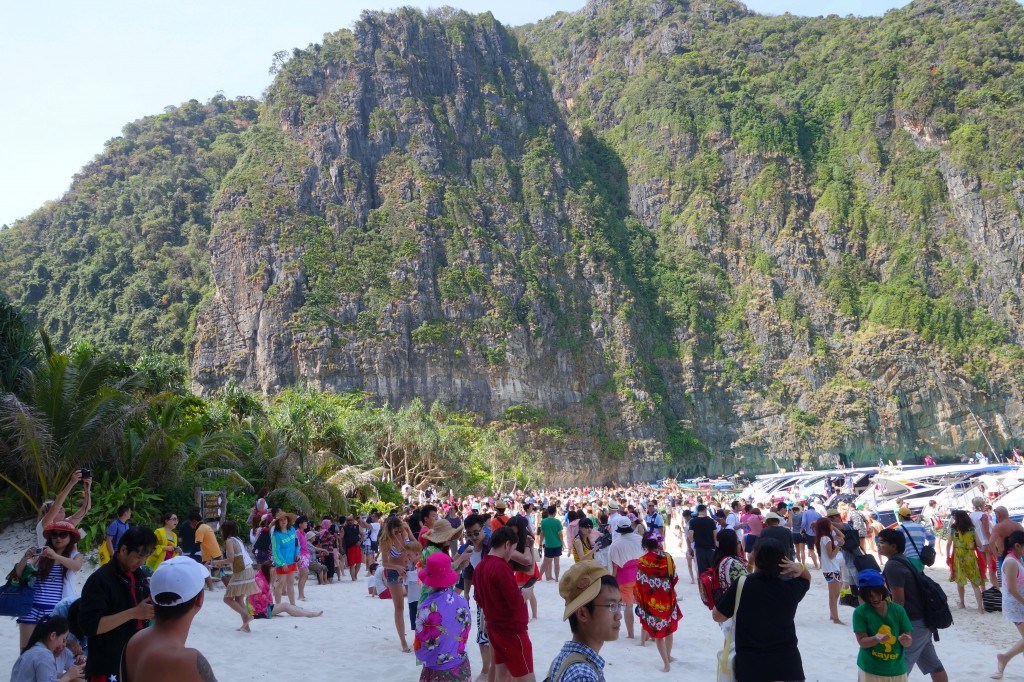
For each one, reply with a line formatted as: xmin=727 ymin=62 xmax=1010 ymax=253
xmin=270 ymin=511 xmax=299 ymax=606
xmin=13 ymin=520 xmax=85 ymax=649
xmin=414 ymin=552 xmax=472 ymax=681
xmin=421 ymin=520 xmax=469 ymax=603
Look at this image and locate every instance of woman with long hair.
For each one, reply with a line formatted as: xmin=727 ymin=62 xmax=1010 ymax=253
xmin=636 ymin=531 xmax=681 ymax=672
xmin=249 ymin=487 xmax=270 ymax=528
xmin=379 ymin=515 xmax=415 ymax=652
xmin=212 ymin=520 xmax=260 ymax=632
xmin=712 ymin=528 xmax=749 ymax=595
xmin=814 ymin=516 xmax=845 ymax=625
xmin=295 ymin=515 xmax=312 ymax=600
xmin=247 ymin=562 xmax=323 ymax=621
xmin=948 ymin=509 xmax=984 ymax=614
xmin=13 ymin=521 xmax=84 ymax=650
xmin=10 ymin=616 xmax=83 ymax=681
xmin=146 ymin=512 xmax=179 ymax=572
xmin=712 ymin=537 xmax=811 ymax=682
xmin=993 ymin=530 xmax=1024 ymax=678
xmin=572 ymin=518 xmax=598 ymax=563
xmin=270 ymin=511 xmax=298 ymax=606
xmin=507 ymin=515 xmax=540 ymax=620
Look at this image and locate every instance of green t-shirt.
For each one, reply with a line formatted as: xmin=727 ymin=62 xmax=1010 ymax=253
xmin=540 ymin=517 xmax=564 ymax=548
xmin=852 ymin=600 xmax=912 ymax=676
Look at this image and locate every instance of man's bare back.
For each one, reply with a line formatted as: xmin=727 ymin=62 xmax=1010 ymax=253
xmin=123 ymin=628 xmax=217 ymax=682
xmin=989 ymin=508 xmax=1024 ymax=558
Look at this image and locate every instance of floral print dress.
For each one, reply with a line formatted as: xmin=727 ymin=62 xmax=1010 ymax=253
xmin=951 ymin=529 xmax=982 ymax=587
xmin=635 ymin=550 xmax=682 ymax=639
xmin=414 ymin=587 xmax=472 ymax=681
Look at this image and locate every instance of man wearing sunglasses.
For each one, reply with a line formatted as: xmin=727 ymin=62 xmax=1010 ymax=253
xmin=547 ymin=561 xmax=621 ymax=682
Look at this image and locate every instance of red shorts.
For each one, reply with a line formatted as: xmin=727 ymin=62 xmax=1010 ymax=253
xmin=487 ymin=628 xmax=533 ymax=677
xmin=346 ymin=545 xmax=362 ymax=566
xmin=275 ymin=563 xmax=297 ymax=575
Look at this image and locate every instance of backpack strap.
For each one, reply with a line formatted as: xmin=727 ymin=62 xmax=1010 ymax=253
xmin=547 ymin=652 xmax=596 ymax=682
xmin=901 ymin=524 xmax=923 ymax=556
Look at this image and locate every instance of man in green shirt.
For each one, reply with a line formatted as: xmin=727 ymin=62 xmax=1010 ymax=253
xmin=853 ymin=569 xmax=913 ymax=679
xmin=540 ymin=505 xmax=564 ymax=582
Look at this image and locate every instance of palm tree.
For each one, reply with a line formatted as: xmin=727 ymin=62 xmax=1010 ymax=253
xmin=0 ymin=343 xmax=140 ymax=507
xmin=0 ymin=295 xmax=38 ymax=396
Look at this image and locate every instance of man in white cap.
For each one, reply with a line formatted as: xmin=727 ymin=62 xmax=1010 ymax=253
xmin=120 ymin=556 xmax=217 ymax=682
xmin=545 ymin=560 xmax=621 ymax=681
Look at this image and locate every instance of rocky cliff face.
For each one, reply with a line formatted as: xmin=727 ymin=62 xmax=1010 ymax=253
xmin=5 ymin=1 xmax=1024 ymax=484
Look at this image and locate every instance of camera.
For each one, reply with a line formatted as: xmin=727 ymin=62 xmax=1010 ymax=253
xmin=79 ymin=468 xmax=92 ymax=479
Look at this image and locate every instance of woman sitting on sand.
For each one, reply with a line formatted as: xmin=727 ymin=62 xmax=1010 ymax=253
xmin=10 ymin=615 xmax=83 ymax=682
xmin=247 ymin=562 xmax=323 ymax=621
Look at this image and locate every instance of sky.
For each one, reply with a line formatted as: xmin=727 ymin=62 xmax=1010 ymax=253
xmin=0 ymin=0 xmax=915 ymax=227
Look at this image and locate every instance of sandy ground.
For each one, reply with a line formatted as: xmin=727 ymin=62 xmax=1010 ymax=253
xmin=1 ymin=521 xmax=1022 ymax=681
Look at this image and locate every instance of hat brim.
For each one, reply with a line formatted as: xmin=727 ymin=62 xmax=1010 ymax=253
xmin=425 ymin=525 xmax=463 ymax=544
xmin=562 ymin=576 xmax=605 ymax=620
xmin=43 ymin=525 xmax=81 ymax=542
xmin=418 ymin=565 xmax=459 ymax=590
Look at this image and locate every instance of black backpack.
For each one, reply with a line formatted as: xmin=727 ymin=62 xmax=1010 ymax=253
xmin=890 ymin=555 xmax=953 ymax=638
xmin=841 ymin=523 xmax=861 ymax=553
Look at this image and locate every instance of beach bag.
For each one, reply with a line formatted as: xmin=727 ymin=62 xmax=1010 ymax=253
xmin=717 ymin=576 xmax=745 ymax=682
xmin=902 ymin=526 xmax=936 ymax=567
xmin=699 ymin=564 xmax=723 ymax=610
xmin=853 ymin=553 xmax=881 ymax=573
xmin=839 ymin=588 xmax=859 ymax=607
xmin=0 ymin=566 xmax=35 ymax=619
xmin=983 ymin=586 xmax=1002 ymax=613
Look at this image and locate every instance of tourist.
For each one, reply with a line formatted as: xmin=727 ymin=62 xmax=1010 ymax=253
xmin=119 ymin=556 xmax=216 ymax=682
xmin=270 ymin=511 xmax=298 ymax=605
xmin=341 ymin=515 xmax=366 ymax=582
xmin=852 ymin=569 xmax=913 ymax=682
xmin=490 ymin=500 xmax=511 ymax=534
xmin=420 ymin=519 xmax=468 ymax=602
xmin=211 ymin=520 xmax=259 ymax=632
xmin=758 ymin=512 xmax=794 ymax=560
xmin=507 ymin=515 xmax=540 ymax=621
xmin=14 ymin=520 xmax=84 ymax=649
xmin=365 ymin=511 xmax=382 ymax=570
xmin=742 ymin=508 xmax=762 ymax=554
xmin=540 ymin=505 xmax=564 ymax=582
xmin=418 ymin=504 xmax=439 ymax=545
xmin=635 ymin=531 xmax=681 ymax=672
xmin=816 ymin=515 xmax=845 ymax=625
xmin=711 ymin=528 xmax=749 ymax=598
xmin=993 ymin=530 xmax=1024 ymax=679
xmin=146 ymin=512 xmax=180 ymax=573
xmin=972 ymin=497 xmax=994 ymax=588
xmin=380 ymin=515 xmax=415 ymax=652
xmin=791 ymin=503 xmax=806 ymax=564
xmin=712 ymin=537 xmax=811 ymax=682
xmin=644 ymin=501 xmax=664 ymax=535
xmin=607 ymin=516 xmax=643 ymax=640
xmin=247 ymin=562 xmax=323 ymax=621
xmin=35 ymin=470 xmax=91 ymax=549
xmin=896 ymin=507 xmax=931 ymax=571
xmin=248 ymin=487 xmax=270 ymax=528
xmin=546 ymin=561 xmax=620 ymax=682
xmin=102 ymin=506 xmax=131 ymax=565
xmin=461 ymin=513 xmax=492 ymax=680
xmin=593 ymin=513 xmax=612 ymax=570
xmin=294 ymin=515 xmax=312 ymax=600
xmin=800 ymin=502 xmax=821 ymax=569
xmin=316 ymin=518 xmax=338 ymax=582
xmin=947 ymin=509 xmax=984 ymax=613
xmin=414 ymin=552 xmax=472 ymax=681
xmin=572 ymin=518 xmax=598 ymax=563
xmin=688 ymin=504 xmax=718 ymax=576
xmin=474 ymin=526 xmax=535 ymax=682
xmin=989 ymin=506 xmax=1024 ymax=584
xmin=77 ymin=526 xmax=157 ymax=681
xmin=187 ymin=510 xmax=222 ymax=591
xmin=679 ymin=509 xmax=695 ymax=582
xmin=178 ymin=508 xmax=200 ymax=565
xmin=9 ymin=615 xmax=83 ymax=682
xmin=877 ymin=528 xmax=948 ymax=682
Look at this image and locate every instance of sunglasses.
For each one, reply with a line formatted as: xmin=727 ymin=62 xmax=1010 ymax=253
xmin=50 ymin=532 xmax=72 ymax=539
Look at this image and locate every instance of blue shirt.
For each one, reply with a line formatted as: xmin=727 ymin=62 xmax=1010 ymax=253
xmin=899 ymin=521 xmax=929 ymax=561
xmin=105 ymin=519 xmax=130 ymax=551
xmin=801 ymin=509 xmax=821 ymax=535
xmin=546 ymin=641 xmax=605 ymax=682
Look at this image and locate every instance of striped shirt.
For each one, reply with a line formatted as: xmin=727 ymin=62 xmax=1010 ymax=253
xmin=899 ymin=522 xmax=929 ymax=561
xmin=546 ymin=641 xmax=605 ymax=682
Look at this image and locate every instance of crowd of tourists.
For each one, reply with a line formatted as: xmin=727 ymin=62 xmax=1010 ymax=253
xmin=10 ymin=472 xmax=1024 ymax=681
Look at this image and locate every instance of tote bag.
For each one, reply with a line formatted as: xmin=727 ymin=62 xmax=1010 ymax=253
xmin=717 ymin=576 xmax=746 ymax=682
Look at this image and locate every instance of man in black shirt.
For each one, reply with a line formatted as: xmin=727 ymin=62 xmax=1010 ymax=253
xmin=758 ymin=512 xmax=795 ymax=560
xmin=687 ymin=504 xmax=718 ymax=575
xmin=878 ymin=528 xmax=948 ymax=682
xmin=78 ymin=526 xmax=157 ymax=681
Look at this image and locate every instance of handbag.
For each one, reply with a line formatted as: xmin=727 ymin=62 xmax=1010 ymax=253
xmin=0 ymin=566 xmax=36 ymax=619
xmin=717 ymin=576 xmax=746 ymax=682
xmin=902 ymin=525 xmax=936 ymax=567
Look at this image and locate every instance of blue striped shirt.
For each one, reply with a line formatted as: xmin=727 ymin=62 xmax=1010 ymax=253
xmin=899 ymin=521 xmax=929 ymax=561
xmin=546 ymin=641 xmax=605 ymax=682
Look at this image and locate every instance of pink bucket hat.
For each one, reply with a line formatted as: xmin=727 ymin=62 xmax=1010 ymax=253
xmin=418 ymin=551 xmax=458 ymax=590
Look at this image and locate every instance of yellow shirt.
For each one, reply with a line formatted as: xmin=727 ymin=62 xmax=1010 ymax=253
xmin=195 ymin=523 xmax=222 ymax=561
xmin=146 ymin=527 xmax=177 ymax=571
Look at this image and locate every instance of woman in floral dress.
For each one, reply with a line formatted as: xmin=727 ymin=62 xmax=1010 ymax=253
xmin=415 ymin=552 xmax=472 ymax=681
xmin=948 ymin=509 xmax=985 ymax=613
xmin=635 ymin=531 xmax=682 ymax=673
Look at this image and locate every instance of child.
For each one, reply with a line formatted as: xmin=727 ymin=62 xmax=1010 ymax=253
xmin=405 ymin=540 xmax=423 ymax=631
xmin=368 ymin=562 xmax=379 ymax=596
xmin=852 ymin=569 xmax=913 ymax=682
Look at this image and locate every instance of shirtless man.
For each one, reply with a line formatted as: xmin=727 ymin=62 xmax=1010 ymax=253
xmin=121 ymin=556 xmax=217 ymax=682
xmin=989 ymin=506 xmax=1024 ymax=587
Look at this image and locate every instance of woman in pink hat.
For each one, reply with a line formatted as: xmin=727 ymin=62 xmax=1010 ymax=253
xmin=414 ymin=552 xmax=472 ymax=681
xmin=13 ymin=520 xmax=84 ymax=649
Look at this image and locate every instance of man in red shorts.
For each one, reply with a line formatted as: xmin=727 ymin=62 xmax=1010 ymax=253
xmin=474 ymin=526 xmax=535 ymax=681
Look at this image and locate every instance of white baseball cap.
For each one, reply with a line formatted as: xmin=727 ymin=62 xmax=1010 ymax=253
xmin=150 ymin=556 xmax=209 ymax=606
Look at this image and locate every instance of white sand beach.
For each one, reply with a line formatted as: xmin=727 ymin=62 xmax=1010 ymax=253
xmin=0 ymin=521 xmax=1020 ymax=681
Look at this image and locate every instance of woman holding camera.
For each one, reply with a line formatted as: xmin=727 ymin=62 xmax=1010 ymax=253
xmin=14 ymin=521 xmax=84 ymax=650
